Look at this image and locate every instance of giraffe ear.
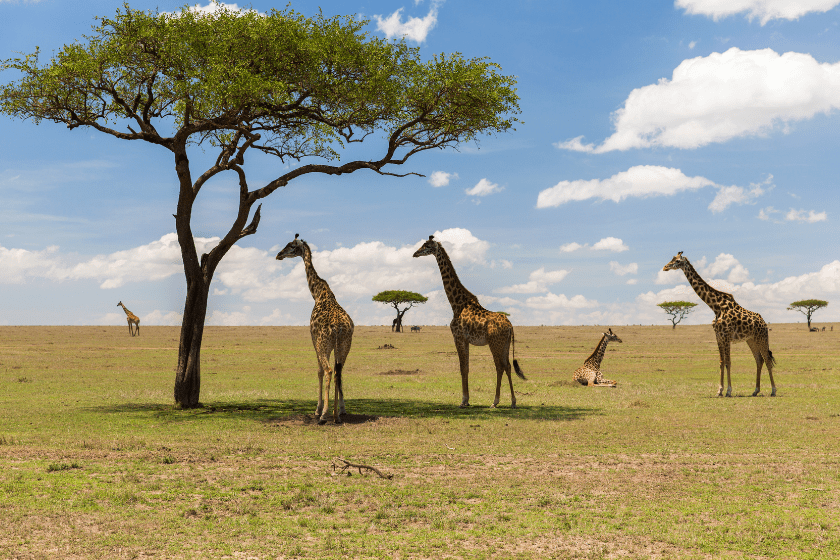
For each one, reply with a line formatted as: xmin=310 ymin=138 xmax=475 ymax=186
xmin=677 ymin=251 xmax=683 ymax=257
xmin=295 ymin=233 xmax=300 ymax=239
xmin=429 ymin=235 xmax=435 ymax=241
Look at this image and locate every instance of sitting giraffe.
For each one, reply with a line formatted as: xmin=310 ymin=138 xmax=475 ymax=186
xmin=573 ymin=329 xmax=621 ymax=387
xmin=117 ymin=301 xmax=140 ymax=337
xmin=413 ymin=235 xmax=525 ymax=408
xmin=276 ymin=234 xmax=354 ymax=424
xmin=663 ymin=251 xmax=776 ymax=397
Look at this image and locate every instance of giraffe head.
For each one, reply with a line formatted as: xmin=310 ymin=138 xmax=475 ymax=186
xmin=276 ymin=233 xmax=306 ymax=261
xmin=117 ymin=301 xmax=124 ymax=307
xmin=662 ymin=251 xmax=687 ymax=272
xmin=604 ymin=328 xmax=622 ymax=343
xmin=413 ymin=235 xmax=440 ymax=258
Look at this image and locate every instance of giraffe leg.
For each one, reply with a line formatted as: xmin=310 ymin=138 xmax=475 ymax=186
xmin=763 ymin=346 xmax=777 ymax=397
xmin=127 ymin=320 xmax=133 ymax=337
xmin=723 ymin=342 xmax=732 ymax=397
xmin=716 ymin=336 xmax=726 ymax=397
xmin=453 ymin=337 xmax=470 ymax=407
xmin=334 ymin=333 xmax=352 ymax=418
xmin=747 ymin=339 xmax=763 ymax=397
xmin=491 ymin=354 xmax=504 ymax=408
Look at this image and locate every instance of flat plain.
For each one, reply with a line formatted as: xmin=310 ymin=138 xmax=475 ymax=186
xmin=1 ymin=323 xmax=839 ymax=559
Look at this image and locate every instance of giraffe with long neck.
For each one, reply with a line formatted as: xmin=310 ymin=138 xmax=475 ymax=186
xmin=117 ymin=301 xmax=140 ymax=337
xmin=573 ymin=329 xmax=621 ymax=387
xmin=413 ymin=235 xmax=525 ymax=408
xmin=663 ymin=252 xmax=776 ymax=397
xmin=276 ymin=234 xmax=354 ymax=424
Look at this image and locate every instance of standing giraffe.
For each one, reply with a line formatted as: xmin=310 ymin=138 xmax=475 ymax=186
xmin=573 ymin=329 xmax=622 ymax=387
xmin=413 ymin=235 xmax=525 ymax=408
xmin=276 ymin=234 xmax=354 ymax=424
xmin=117 ymin=301 xmax=140 ymax=337
xmin=663 ymin=252 xmax=776 ymax=397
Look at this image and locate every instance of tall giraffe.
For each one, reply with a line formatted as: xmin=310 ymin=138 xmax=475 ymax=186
xmin=413 ymin=235 xmax=525 ymax=408
xmin=663 ymin=252 xmax=776 ymax=397
xmin=117 ymin=301 xmax=140 ymax=337
xmin=573 ymin=329 xmax=621 ymax=387
xmin=276 ymin=234 xmax=354 ymax=424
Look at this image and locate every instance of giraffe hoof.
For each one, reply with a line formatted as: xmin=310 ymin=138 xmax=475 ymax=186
xmin=317 ymin=418 xmax=327 ymax=426
xmin=771 ymin=389 xmax=776 ymax=397
xmin=459 ymin=403 xmax=470 ymax=409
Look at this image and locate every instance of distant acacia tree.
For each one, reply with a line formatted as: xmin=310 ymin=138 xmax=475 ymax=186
xmin=372 ymin=290 xmax=428 ymax=332
xmin=0 ymin=4 xmax=519 ymax=408
xmin=788 ymin=299 xmax=828 ymax=330
xmin=657 ymin=301 xmax=698 ymax=329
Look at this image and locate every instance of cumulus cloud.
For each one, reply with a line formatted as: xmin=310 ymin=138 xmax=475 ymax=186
xmin=609 ymin=261 xmax=638 ymax=276
xmin=524 ymin=292 xmax=599 ymax=310
xmin=758 ymin=206 xmax=780 ymax=221
xmin=708 ymin=176 xmax=771 ymax=212
xmin=537 ymin=166 xmax=715 ymax=208
xmin=465 ymin=178 xmax=503 ymax=197
xmin=374 ymin=0 xmax=442 ymax=43
xmin=428 ymin=171 xmax=458 ymax=187
xmin=655 ymin=253 xmax=751 ymax=285
xmin=162 ymin=1 xmax=255 ymax=18
xmin=786 ymin=208 xmax=828 ymax=223
xmin=593 ymin=237 xmax=629 ymax=252
xmin=560 ymin=242 xmax=585 ymax=253
xmin=496 ymin=267 xmax=570 ymax=294
xmin=676 ymin=0 xmax=840 ymax=24
xmin=538 ymin=165 xmax=768 ymax=212
xmin=556 ymin=48 xmax=840 ymax=153
xmin=559 ymin=238 xmax=629 ymax=253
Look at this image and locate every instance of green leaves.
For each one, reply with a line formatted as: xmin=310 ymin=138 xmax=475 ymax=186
xmin=372 ymin=290 xmax=429 ymax=305
xmin=1 ymin=4 xmax=520 ymax=165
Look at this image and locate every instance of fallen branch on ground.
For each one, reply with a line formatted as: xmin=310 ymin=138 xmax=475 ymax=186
xmin=333 ymin=457 xmax=393 ymax=479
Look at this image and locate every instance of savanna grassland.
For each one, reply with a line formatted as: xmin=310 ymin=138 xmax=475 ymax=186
xmin=1 ymin=323 xmax=839 ymax=559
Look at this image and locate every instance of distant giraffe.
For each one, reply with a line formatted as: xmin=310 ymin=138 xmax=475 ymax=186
xmin=117 ymin=301 xmax=140 ymax=337
xmin=663 ymin=252 xmax=776 ymax=397
xmin=276 ymin=234 xmax=354 ymax=424
xmin=413 ymin=235 xmax=525 ymax=408
xmin=574 ymin=329 xmax=621 ymax=387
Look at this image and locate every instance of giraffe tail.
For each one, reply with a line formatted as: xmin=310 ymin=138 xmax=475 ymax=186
xmin=766 ymin=349 xmax=776 ymax=368
xmin=511 ymin=327 xmax=526 ymax=380
xmin=334 ymin=361 xmax=344 ymax=400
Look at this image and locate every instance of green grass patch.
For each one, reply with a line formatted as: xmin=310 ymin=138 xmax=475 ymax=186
xmin=0 ymin=324 xmax=838 ymax=558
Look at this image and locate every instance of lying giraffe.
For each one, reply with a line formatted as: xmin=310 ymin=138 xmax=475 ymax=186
xmin=413 ymin=235 xmax=525 ymax=408
xmin=663 ymin=251 xmax=776 ymax=397
xmin=117 ymin=301 xmax=140 ymax=337
xmin=276 ymin=234 xmax=354 ymax=424
xmin=573 ymin=329 xmax=621 ymax=387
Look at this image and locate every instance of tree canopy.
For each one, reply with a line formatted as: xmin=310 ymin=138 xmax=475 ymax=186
xmin=373 ymin=290 xmax=428 ymax=332
xmin=657 ymin=301 xmax=698 ymax=329
xmin=788 ymin=299 xmax=828 ymax=330
xmin=1 ymin=4 xmax=520 ymax=408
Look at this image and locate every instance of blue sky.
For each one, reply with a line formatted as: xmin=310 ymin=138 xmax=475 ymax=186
xmin=1 ymin=0 xmax=838 ymax=328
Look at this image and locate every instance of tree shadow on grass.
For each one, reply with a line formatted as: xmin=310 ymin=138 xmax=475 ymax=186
xmin=90 ymin=398 xmax=598 ymax=425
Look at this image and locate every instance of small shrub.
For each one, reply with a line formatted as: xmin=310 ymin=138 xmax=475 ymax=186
xmin=47 ymin=462 xmax=81 ymax=472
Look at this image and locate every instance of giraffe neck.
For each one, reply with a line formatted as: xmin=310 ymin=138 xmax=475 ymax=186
xmin=680 ymin=260 xmax=728 ymax=312
xmin=119 ymin=303 xmax=132 ymax=316
xmin=585 ymin=334 xmax=610 ymax=369
xmin=301 ymin=243 xmax=334 ymax=303
xmin=434 ymin=245 xmax=478 ymax=315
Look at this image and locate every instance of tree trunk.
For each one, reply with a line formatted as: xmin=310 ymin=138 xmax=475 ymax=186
xmin=174 ymin=276 xmax=211 ymax=408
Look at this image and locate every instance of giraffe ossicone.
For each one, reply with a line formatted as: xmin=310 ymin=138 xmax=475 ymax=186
xmin=413 ymin=234 xmax=525 ymax=408
xmin=573 ymin=328 xmax=621 ymax=387
xmin=662 ymin=251 xmax=776 ymax=397
xmin=276 ymin=235 xmax=354 ymax=424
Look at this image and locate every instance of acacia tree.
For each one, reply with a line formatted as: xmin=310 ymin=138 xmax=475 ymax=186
xmin=372 ymin=290 xmax=428 ymax=332
xmin=0 ymin=5 xmax=519 ymax=408
xmin=657 ymin=301 xmax=698 ymax=329
xmin=788 ymin=299 xmax=828 ymax=330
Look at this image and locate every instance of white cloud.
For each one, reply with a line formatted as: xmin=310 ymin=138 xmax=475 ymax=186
xmin=496 ymin=267 xmax=570 ymax=294
xmin=688 ymin=40 xmax=697 ymax=49
xmin=758 ymin=206 xmax=780 ymax=221
xmin=465 ymin=178 xmax=503 ymax=197
xmin=556 ymin=48 xmax=840 ymax=153
xmin=676 ymin=0 xmax=840 ymax=24
xmin=428 ymin=171 xmax=458 ymax=187
xmin=703 ymin=253 xmax=751 ymax=283
xmin=609 ymin=261 xmax=639 ymax=276
xmin=708 ymin=176 xmax=771 ymax=212
xmin=374 ymin=1 xmax=442 ymax=43
xmin=592 ymin=237 xmax=629 ymax=252
xmin=162 ymin=1 xmax=255 ymax=18
xmin=786 ymin=208 xmax=828 ymax=223
xmin=560 ymin=242 xmax=585 ymax=253
xmin=537 ymin=166 xmax=715 ymax=208
xmin=524 ymin=292 xmax=599 ymax=310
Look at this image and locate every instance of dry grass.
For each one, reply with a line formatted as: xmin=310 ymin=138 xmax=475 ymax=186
xmin=1 ymin=323 xmax=839 ymax=559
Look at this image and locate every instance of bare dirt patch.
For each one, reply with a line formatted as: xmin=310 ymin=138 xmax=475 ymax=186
xmin=377 ymin=368 xmax=422 ymax=376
